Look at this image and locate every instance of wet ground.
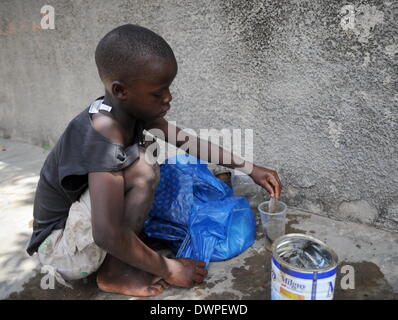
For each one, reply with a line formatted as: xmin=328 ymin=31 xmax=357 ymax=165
xmin=5 ymin=211 xmax=398 ymax=300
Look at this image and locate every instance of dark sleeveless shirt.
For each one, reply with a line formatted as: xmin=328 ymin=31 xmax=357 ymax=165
xmin=26 ymin=97 xmax=145 ymax=255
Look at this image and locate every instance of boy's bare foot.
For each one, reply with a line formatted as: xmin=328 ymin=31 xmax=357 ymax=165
xmin=96 ymin=254 xmax=169 ymax=297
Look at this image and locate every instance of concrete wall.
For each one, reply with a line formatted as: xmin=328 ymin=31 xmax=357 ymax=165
xmin=0 ymin=0 xmax=397 ymax=231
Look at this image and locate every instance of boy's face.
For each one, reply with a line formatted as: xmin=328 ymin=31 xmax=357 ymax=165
xmin=121 ymin=55 xmax=178 ymax=121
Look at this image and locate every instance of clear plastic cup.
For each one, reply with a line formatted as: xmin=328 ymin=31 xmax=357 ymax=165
xmin=258 ymin=200 xmax=288 ymax=243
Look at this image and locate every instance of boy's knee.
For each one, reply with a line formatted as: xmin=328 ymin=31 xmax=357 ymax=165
xmin=133 ymin=174 xmax=157 ymax=191
xmin=124 ymin=161 xmax=160 ymax=192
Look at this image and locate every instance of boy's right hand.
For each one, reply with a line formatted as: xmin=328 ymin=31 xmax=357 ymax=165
xmin=164 ymin=258 xmax=208 ymax=287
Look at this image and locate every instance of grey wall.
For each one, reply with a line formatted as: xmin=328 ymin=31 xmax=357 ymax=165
xmin=1 ymin=0 xmax=397 ymax=231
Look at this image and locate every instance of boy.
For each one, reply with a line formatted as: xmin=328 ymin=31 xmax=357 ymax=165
xmin=27 ymin=24 xmax=281 ymax=297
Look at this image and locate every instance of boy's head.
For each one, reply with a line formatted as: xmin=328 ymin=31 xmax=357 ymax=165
xmin=95 ymin=24 xmax=177 ymax=121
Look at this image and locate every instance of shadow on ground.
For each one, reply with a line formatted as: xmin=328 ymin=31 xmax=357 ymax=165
xmin=0 ymin=231 xmax=38 ymax=298
xmin=0 ymin=232 xmax=33 ymax=275
xmin=6 ymin=272 xmax=101 ymax=300
xmin=6 ymin=237 xmax=175 ymax=300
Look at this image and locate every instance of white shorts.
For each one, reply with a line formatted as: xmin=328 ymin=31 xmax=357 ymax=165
xmin=37 ymin=188 xmax=107 ymax=281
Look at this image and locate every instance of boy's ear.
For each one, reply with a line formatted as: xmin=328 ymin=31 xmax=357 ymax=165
xmin=111 ymin=81 xmax=128 ymax=100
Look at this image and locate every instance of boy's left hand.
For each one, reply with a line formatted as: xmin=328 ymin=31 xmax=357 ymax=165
xmin=249 ymin=165 xmax=282 ymax=199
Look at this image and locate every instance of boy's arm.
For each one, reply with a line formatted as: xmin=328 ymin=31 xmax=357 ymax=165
xmin=145 ymin=117 xmax=281 ymax=198
xmin=88 ymin=170 xmax=207 ymax=287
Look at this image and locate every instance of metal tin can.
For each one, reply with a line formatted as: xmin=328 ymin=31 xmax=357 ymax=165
xmin=270 ymin=233 xmax=339 ymax=300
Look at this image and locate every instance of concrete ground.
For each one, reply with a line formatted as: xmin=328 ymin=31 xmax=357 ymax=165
xmin=1 ymin=137 xmax=397 ymax=300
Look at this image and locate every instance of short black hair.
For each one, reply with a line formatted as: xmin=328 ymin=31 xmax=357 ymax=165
xmin=95 ymin=24 xmax=175 ymax=82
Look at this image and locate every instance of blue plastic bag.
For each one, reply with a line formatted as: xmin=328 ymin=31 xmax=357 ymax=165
xmin=144 ymin=154 xmax=256 ymax=266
